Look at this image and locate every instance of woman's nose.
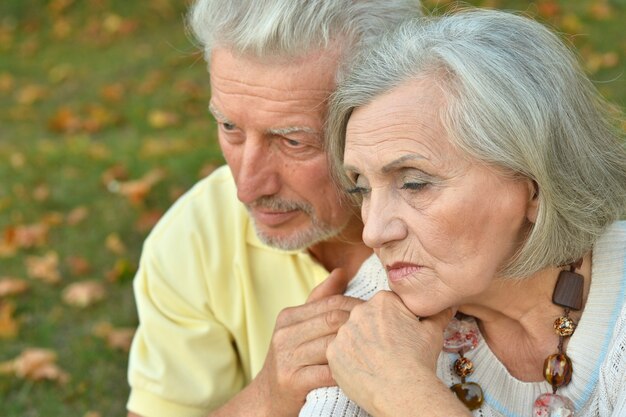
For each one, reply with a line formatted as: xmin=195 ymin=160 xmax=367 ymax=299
xmin=361 ymin=190 xmax=407 ymax=249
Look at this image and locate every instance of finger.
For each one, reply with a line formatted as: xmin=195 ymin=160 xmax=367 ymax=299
xmin=279 ymin=308 xmax=350 ymax=347
xmin=295 ymin=364 xmax=336 ymax=390
xmin=307 ymin=268 xmax=351 ymax=303
xmin=277 ymin=294 xmax=363 ymax=327
xmin=293 ymin=333 xmax=336 ymax=366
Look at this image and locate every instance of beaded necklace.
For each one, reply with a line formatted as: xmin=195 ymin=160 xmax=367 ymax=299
xmin=443 ymin=261 xmax=584 ymax=416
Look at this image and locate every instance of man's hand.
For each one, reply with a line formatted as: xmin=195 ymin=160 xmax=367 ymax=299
xmin=248 ymin=268 xmax=363 ymax=417
xmin=128 ymin=269 xmax=361 ymax=417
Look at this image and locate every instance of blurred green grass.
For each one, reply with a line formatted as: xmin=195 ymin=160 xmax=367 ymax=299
xmin=0 ymin=0 xmax=624 ymax=416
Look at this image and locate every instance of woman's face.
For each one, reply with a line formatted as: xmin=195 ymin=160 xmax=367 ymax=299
xmin=343 ymin=79 xmax=536 ymax=317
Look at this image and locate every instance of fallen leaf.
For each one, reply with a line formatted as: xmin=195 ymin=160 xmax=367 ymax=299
xmin=0 ymin=241 xmax=16 ymax=258
xmin=148 ymin=110 xmax=179 ymax=129
xmin=0 ymin=72 xmax=14 ymax=93
xmin=42 ymin=211 xmax=64 ymax=226
xmin=93 ymin=322 xmax=136 ymax=352
xmin=10 ymin=152 xmax=25 ymax=168
xmin=19 ymin=37 xmax=40 ymax=57
xmin=112 ymin=168 xmax=166 ymax=205
xmin=66 ymin=206 xmax=89 ymax=225
xmin=48 ymin=107 xmax=82 ymax=134
xmin=135 ymin=210 xmax=163 ymax=233
xmin=169 ymin=186 xmax=186 ymax=202
xmin=559 ymin=13 xmax=583 ymax=34
xmin=52 ymin=18 xmax=72 ymax=40
xmin=137 ymin=70 xmax=165 ymax=95
xmin=32 ymin=184 xmax=51 ymax=202
xmin=105 ymin=258 xmax=136 ymax=283
xmin=66 ymin=256 xmax=92 ymax=276
xmin=48 ymin=0 xmax=74 ymax=14
xmin=102 ymin=13 xmax=122 ymax=33
xmin=48 ymin=63 xmax=74 ymax=84
xmin=105 ymin=233 xmax=126 ymax=255
xmin=100 ymin=82 xmax=125 ymax=102
xmin=0 ymin=302 xmax=19 ymax=339
xmin=0 ymin=348 xmax=70 ymax=384
xmin=4 ymin=223 xmax=49 ymax=249
xmin=537 ymin=0 xmax=560 ymax=19
xmin=601 ymin=52 xmax=619 ymax=69
xmin=198 ymin=163 xmax=217 ymax=178
xmin=84 ymin=412 xmax=102 ymax=417
xmin=101 ymin=164 xmax=129 ymax=188
xmin=82 ymin=104 xmax=120 ymax=133
xmin=88 ymin=142 xmax=112 ymax=160
xmin=0 ymin=278 xmax=29 ymax=297
xmin=62 ymin=281 xmax=106 ymax=307
xmin=140 ymin=138 xmax=191 ymax=157
xmin=25 ymin=252 xmax=61 ymax=284
xmin=589 ymin=1 xmax=613 ymax=20
xmin=15 ymin=84 xmax=48 ymax=105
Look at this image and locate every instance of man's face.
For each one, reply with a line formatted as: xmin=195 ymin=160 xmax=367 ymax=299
xmin=209 ymin=48 xmax=351 ymax=250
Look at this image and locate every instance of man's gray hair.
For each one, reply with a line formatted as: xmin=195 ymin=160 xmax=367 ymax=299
xmin=188 ymin=0 xmax=422 ymax=63
xmin=327 ymin=9 xmax=626 ymax=278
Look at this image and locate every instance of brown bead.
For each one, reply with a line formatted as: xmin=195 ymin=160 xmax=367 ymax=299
xmin=544 ymin=353 xmax=573 ymax=388
xmin=453 ymin=356 xmax=475 ymax=378
xmin=552 ymin=270 xmax=584 ymax=310
xmin=451 ymin=382 xmax=483 ymax=410
xmin=554 ymin=316 xmax=576 ymax=337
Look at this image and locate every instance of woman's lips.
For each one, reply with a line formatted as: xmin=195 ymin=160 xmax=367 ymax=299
xmin=385 ymin=262 xmax=421 ymax=282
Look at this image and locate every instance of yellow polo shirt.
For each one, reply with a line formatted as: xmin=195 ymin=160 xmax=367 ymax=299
xmin=127 ymin=165 xmax=329 ymax=417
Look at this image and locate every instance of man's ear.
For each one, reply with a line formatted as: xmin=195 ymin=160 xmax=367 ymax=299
xmin=526 ymin=180 xmax=539 ymax=224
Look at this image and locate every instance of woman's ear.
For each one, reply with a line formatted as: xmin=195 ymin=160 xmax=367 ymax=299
xmin=526 ymin=180 xmax=539 ymax=224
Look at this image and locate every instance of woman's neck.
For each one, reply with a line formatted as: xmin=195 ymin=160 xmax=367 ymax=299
xmin=457 ymin=252 xmax=592 ymax=381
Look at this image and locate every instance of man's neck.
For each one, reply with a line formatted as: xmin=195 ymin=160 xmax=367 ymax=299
xmin=307 ymin=217 xmax=372 ymax=278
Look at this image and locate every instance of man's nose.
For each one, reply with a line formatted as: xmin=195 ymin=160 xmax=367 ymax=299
xmin=361 ymin=190 xmax=407 ymax=249
xmin=235 ymin=139 xmax=281 ymax=204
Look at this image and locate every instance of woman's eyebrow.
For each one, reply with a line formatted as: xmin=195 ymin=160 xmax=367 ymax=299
xmin=381 ymin=154 xmax=427 ymax=173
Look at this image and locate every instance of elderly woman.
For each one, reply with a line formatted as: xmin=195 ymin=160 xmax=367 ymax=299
xmin=299 ymin=8 xmax=626 ymax=417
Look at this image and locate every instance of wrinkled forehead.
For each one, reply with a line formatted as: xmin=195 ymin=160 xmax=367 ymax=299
xmin=209 ymin=47 xmax=341 ymax=128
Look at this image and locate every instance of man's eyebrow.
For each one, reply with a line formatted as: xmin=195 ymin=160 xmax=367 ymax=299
xmin=208 ymin=104 xmax=317 ymax=137
xmin=208 ymin=103 xmax=230 ymax=122
xmin=268 ymin=126 xmax=319 ymax=136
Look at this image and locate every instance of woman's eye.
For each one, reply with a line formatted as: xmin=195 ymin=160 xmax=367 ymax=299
xmin=346 ymin=174 xmax=370 ymax=195
xmin=401 ymin=182 xmax=427 ymax=191
xmin=347 ymin=186 xmax=369 ymax=195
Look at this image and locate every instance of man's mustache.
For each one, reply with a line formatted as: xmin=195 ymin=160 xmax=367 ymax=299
xmin=248 ymin=196 xmax=313 ymax=215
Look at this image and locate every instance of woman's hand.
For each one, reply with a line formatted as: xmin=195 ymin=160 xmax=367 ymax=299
xmin=326 ymin=291 xmax=469 ymax=417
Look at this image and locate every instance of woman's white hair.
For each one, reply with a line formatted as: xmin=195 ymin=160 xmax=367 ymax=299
xmin=327 ymin=8 xmax=626 ymax=278
xmin=188 ymin=0 xmax=422 ymax=64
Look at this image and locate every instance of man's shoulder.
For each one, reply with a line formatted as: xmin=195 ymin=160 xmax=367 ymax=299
xmin=145 ymin=165 xmax=248 ymax=249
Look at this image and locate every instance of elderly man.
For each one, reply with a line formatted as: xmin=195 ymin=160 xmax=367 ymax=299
xmin=126 ymin=1 xmax=421 ymax=417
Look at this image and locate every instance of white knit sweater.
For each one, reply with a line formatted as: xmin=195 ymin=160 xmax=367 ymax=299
xmin=299 ymin=221 xmax=626 ymax=417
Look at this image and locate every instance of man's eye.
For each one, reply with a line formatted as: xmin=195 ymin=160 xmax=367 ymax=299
xmin=222 ymin=122 xmax=236 ymax=131
xmin=284 ymin=138 xmax=302 ymax=147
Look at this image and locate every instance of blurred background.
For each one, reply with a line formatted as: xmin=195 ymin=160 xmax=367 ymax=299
xmin=0 ymin=0 xmax=624 ymax=416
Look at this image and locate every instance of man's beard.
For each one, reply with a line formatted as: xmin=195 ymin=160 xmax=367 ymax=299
xmin=247 ymin=196 xmax=345 ymax=251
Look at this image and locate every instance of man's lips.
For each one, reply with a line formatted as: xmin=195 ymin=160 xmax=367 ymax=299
xmin=251 ymin=208 xmax=300 ymax=227
xmin=385 ymin=262 xmax=421 ymax=282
